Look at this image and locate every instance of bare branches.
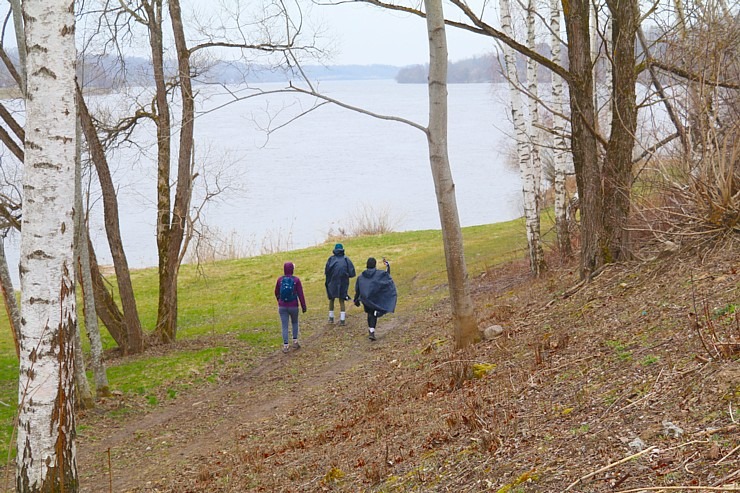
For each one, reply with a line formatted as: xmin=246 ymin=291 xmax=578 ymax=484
xmin=651 ymin=60 xmax=740 ymax=90
xmin=346 ymin=0 xmax=572 ymax=83
xmin=286 ymin=82 xmax=428 ymax=134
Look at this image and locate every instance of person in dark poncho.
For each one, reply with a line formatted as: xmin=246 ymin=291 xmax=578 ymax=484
xmin=324 ymin=243 xmax=356 ymax=326
xmin=353 ymin=257 xmax=397 ymax=341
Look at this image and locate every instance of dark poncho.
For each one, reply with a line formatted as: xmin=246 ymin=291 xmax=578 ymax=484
xmin=324 ymin=249 xmax=356 ymax=299
xmin=355 ymin=268 xmax=397 ymax=315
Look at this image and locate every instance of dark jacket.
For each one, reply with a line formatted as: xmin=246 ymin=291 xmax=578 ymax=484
xmin=324 ymin=248 xmax=356 ymax=299
xmin=275 ymin=262 xmax=307 ymax=311
xmin=354 ymin=263 xmax=397 ymax=315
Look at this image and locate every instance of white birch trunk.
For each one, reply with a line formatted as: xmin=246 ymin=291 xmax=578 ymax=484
xmin=603 ymin=14 xmax=613 ymax=136
xmin=590 ymin=2 xmax=600 ymax=134
xmin=75 ymin=154 xmax=109 ymax=398
xmin=550 ymin=0 xmax=572 ymax=257
xmin=526 ymin=0 xmax=544 ymax=197
xmin=17 ymin=0 xmax=78 ymax=489
xmin=73 ymin=121 xmax=95 ymax=409
xmin=500 ymin=0 xmax=545 ymax=275
xmin=75 ymin=115 xmax=109 ymax=397
xmin=424 ymin=0 xmax=480 ymax=348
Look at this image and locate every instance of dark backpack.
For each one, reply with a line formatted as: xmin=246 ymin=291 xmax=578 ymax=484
xmin=279 ymin=276 xmax=297 ymax=302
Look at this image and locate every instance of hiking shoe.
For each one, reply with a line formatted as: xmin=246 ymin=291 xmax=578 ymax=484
xmin=292 ymin=340 xmax=301 ymax=349
xmin=339 ymin=320 xmax=346 ymax=326
xmin=328 ymin=317 xmax=334 ymax=324
xmin=282 ymin=345 xmax=290 ymax=353
xmin=368 ymin=331 xmax=376 ymax=341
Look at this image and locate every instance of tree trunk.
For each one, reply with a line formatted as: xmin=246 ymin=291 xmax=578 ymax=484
xmin=550 ymin=0 xmax=572 ymax=258
xmin=563 ymin=0 xmax=604 ymax=278
xmin=155 ymin=0 xmax=196 ymax=343
xmin=77 ymin=86 xmax=144 ymax=354
xmin=75 ymin=119 xmax=109 ymax=400
xmin=77 ymin=231 xmax=111 ymax=397
xmin=602 ymin=0 xmax=639 ymax=261
xmin=74 ymin=121 xmax=94 ymax=410
xmin=526 ymin=0 xmax=544 ymax=200
xmin=87 ymin=236 xmax=128 ymax=349
xmin=0 ymin=237 xmax=21 ymax=358
xmin=143 ymin=0 xmax=178 ymax=344
xmin=501 ymin=0 xmax=545 ymax=276
xmin=17 ymin=0 xmax=78 ymax=488
xmin=424 ymin=0 xmax=480 ymax=349
xmin=8 ymin=0 xmax=26 ymax=95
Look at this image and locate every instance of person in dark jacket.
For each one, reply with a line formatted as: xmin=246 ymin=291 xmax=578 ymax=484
xmin=354 ymin=257 xmax=397 ymax=341
xmin=324 ymin=243 xmax=356 ymax=326
xmin=275 ymin=261 xmax=307 ymax=353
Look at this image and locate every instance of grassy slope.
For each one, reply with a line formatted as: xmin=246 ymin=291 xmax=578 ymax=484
xmin=0 ymin=217 xmax=530 ymax=453
xmin=158 ymin=239 xmax=738 ymax=492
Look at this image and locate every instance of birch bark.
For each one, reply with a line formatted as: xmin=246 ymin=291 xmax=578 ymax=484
xmin=500 ymin=0 xmax=545 ymax=275
xmin=17 ymin=0 xmax=78 ymax=489
xmin=550 ymin=0 xmax=572 ymax=257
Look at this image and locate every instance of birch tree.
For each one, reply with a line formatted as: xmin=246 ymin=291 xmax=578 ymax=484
xmin=17 ymin=0 xmax=78 ymax=488
xmin=75 ymin=121 xmax=109 ymax=400
xmin=550 ymin=0 xmax=571 ymax=257
xmin=499 ymin=0 xmax=545 ymax=275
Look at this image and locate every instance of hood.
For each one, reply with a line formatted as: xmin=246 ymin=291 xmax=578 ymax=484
xmin=283 ymin=262 xmax=294 ymax=276
xmin=332 ymin=249 xmax=345 ymax=256
xmin=362 ymin=268 xmax=377 ymax=278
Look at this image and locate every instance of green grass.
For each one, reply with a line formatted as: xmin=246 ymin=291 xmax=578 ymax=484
xmin=0 ymin=217 xmax=532 ymax=454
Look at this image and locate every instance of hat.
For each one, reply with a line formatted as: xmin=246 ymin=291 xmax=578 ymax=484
xmin=366 ymin=257 xmax=377 ymax=269
xmin=334 ymin=243 xmax=344 ymax=251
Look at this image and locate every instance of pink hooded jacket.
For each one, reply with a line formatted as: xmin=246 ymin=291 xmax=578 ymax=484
xmin=274 ymin=262 xmax=307 ymax=311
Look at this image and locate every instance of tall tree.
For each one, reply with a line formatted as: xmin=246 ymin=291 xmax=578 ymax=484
xmin=499 ymin=0 xmax=545 ymax=275
xmin=16 ymin=0 xmax=78 ymax=489
xmin=75 ymin=120 xmax=108 ymax=401
xmin=424 ymin=0 xmax=480 ymax=348
xmin=77 ymin=86 xmax=144 ymax=353
xmin=155 ymin=0 xmax=196 ymax=343
xmin=550 ymin=0 xmax=572 ymax=257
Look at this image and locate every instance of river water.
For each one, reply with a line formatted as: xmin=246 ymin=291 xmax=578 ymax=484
xmin=7 ymin=79 xmax=523 ymax=273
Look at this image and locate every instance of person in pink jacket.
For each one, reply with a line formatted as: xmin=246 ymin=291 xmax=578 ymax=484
xmin=274 ymin=261 xmax=307 ymax=353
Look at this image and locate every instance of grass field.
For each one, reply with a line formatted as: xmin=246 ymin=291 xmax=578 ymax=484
xmin=0 ymin=217 xmax=534 ymax=454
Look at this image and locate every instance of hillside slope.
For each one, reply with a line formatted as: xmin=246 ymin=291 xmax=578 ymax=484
xmin=76 ymin=243 xmax=738 ymax=492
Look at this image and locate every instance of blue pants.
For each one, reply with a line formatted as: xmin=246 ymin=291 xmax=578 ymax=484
xmin=279 ymin=306 xmax=299 ymax=344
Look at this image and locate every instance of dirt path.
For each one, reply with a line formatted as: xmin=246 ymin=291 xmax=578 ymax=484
xmin=76 ymin=314 xmax=404 ymax=492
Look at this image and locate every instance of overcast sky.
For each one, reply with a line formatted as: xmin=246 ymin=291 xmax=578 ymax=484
xmin=0 ymin=1 xmax=496 ymax=68
xmin=307 ymin=2 xmax=497 ymax=66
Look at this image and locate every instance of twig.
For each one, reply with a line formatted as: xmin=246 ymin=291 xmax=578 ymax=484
xmin=615 ymin=487 xmax=740 ymax=492
xmin=712 ymin=469 xmax=740 ymax=487
xmin=693 ymin=424 xmax=738 ymax=437
xmin=563 ymin=446 xmax=656 ymax=491
xmin=716 ymin=444 xmax=740 ymax=465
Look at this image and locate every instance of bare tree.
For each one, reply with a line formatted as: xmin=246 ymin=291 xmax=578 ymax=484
xmin=77 ymin=86 xmax=145 ymax=353
xmin=500 ymin=0 xmax=546 ymax=275
xmin=424 ymin=0 xmax=480 ymax=348
xmin=16 ymin=0 xmax=78 ymax=489
xmin=75 ymin=120 xmax=110 ymax=402
xmin=550 ymin=0 xmax=572 ymax=257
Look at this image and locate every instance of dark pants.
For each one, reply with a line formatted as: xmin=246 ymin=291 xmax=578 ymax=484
xmin=364 ymin=305 xmax=378 ymax=328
